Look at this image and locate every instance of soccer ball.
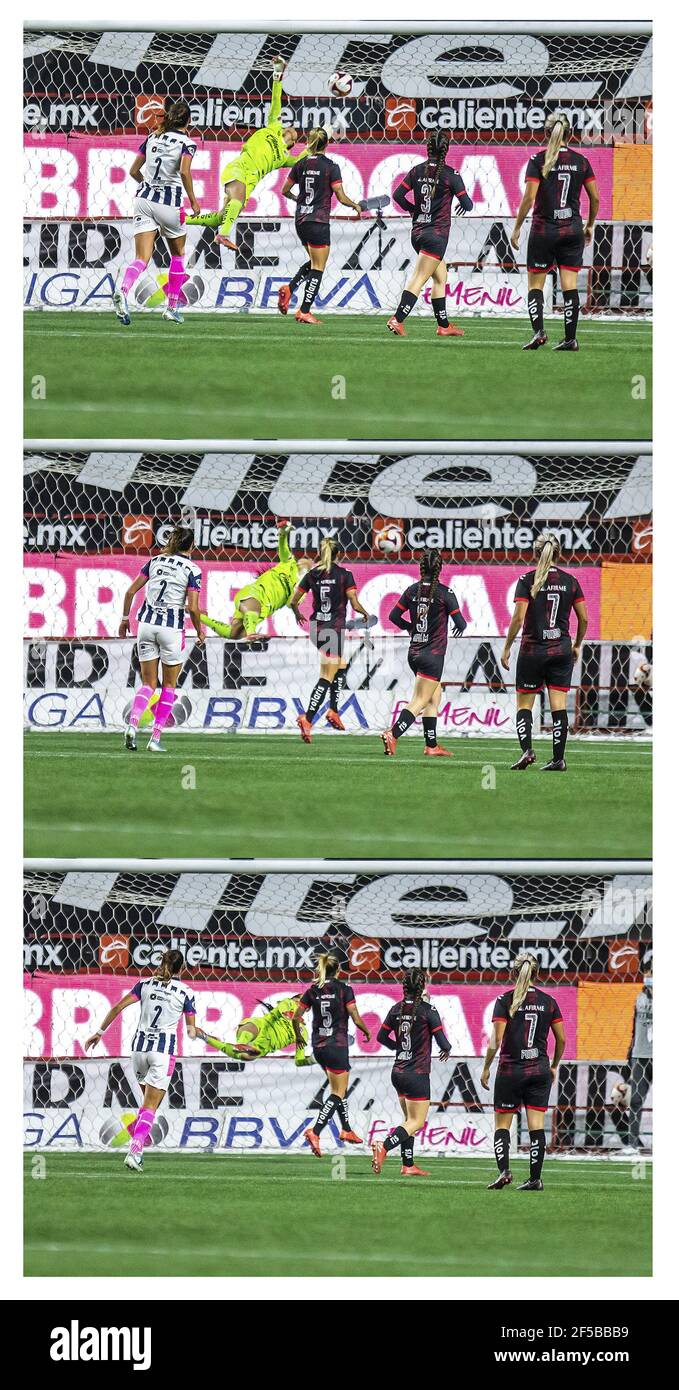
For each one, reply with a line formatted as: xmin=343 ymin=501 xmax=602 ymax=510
xmin=328 ymin=70 xmax=353 ymax=98
xmin=611 ymin=1082 xmax=632 ymax=1110
xmin=375 ymin=523 xmax=403 ymax=555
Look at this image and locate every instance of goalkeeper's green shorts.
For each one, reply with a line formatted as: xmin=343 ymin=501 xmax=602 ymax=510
xmin=220 ymin=157 xmax=259 ymax=203
xmin=234 ymin=582 xmax=274 ymax=621
xmin=236 ymin=1017 xmax=268 ymax=1054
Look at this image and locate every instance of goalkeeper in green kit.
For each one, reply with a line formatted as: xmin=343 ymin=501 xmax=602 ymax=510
xmin=187 ymin=55 xmax=308 ymax=248
xmin=201 ymin=523 xmax=312 ymax=639
xmin=198 ymin=996 xmax=313 ymax=1066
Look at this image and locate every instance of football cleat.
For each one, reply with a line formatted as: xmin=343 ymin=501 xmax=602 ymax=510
xmin=162 ymin=306 xmax=183 ymax=323
xmin=522 ymin=331 xmax=547 ymax=350
xmin=424 ymin=745 xmax=453 ymax=757
xmin=147 ymin=737 xmax=167 ymax=753
xmin=371 ymin=1141 xmax=387 ymax=1174
xmin=487 ymin=1171 xmax=513 ymax=1189
xmin=541 ymin=758 xmax=567 ymax=772
xmin=215 ymin=233 xmax=237 ymax=250
xmin=387 ymin=316 xmax=405 ymax=336
xmin=296 ymin=714 xmax=313 ymax=743
xmin=511 ymin=750 xmax=536 ymax=770
xmin=339 ymin=1130 xmax=362 ymax=1145
xmin=552 ymin=339 xmax=579 ymax=351
xmin=304 ymin=1128 xmax=322 ymax=1157
xmin=517 ymin=1178 xmax=544 ymax=1191
xmin=278 ymin=284 xmax=292 ymax=315
xmin=295 ymin=310 xmax=320 ymax=324
xmin=401 ymin=1164 xmax=430 ymax=1177
xmin=124 ymin=727 xmax=137 ymax=751
xmin=326 ymin=710 xmax=345 ymax=731
xmin=124 ymin=1151 xmax=144 ymax=1173
xmin=436 ymin=324 xmax=464 ymax=337
xmin=112 ymin=289 xmax=131 ymax=325
xmin=381 ymin=730 xmax=396 ymax=756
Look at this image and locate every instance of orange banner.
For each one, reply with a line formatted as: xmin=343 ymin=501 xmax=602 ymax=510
xmin=577 ymin=982 xmax=642 ymax=1060
xmin=612 ymin=145 xmax=652 ymax=221
xmin=600 ymin=562 xmax=652 ymax=641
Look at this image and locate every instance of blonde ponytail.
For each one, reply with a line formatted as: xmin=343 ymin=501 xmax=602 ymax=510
xmin=307 ymin=127 xmax=330 ymax=156
xmin=531 ymin=538 xmax=556 ymax=599
xmin=314 ymin=952 xmax=339 ymax=987
xmin=542 ymin=111 xmax=571 ymax=179
xmin=509 ymin=955 xmax=537 ymax=1017
xmin=319 ymin=538 xmax=339 ymax=573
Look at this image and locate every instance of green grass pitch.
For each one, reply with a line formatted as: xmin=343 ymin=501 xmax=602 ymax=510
xmin=24 ymin=733 xmax=651 ymax=859
xmin=24 ymin=314 xmax=651 ymax=441
xmin=24 ymin=1152 xmax=651 ymax=1278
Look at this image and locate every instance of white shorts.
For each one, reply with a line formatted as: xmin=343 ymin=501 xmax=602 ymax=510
xmin=136 ymin=621 xmax=186 ymax=666
xmin=133 ymin=1049 xmax=177 ymax=1091
xmin=133 ymin=194 xmax=185 ymax=242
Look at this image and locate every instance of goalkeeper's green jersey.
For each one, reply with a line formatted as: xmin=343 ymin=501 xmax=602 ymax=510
xmin=240 ymin=79 xmax=307 ymax=181
xmin=258 ymin=998 xmax=307 ymax=1054
xmin=256 ymin=528 xmax=299 ymax=613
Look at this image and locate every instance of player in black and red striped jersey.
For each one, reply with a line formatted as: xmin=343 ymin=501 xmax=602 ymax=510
xmin=291 ymin=537 xmax=374 ymax=741
xmin=293 ymin=953 xmax=371 ymax=1156
xmin=388 ymin=131 xmax=473 ymax=338
xmin=481 ymin=953 xmax=565 ymax=1191
xmin=372 ymin=968 xmax=452 ymax=1177
xmin=511 ymin=111 xmax=600 ymax=352
xmin=279 ymin=128 xmax=363 ymax=324
xmin=382 ymin=550 xmax=467 ymax=758
xmin=501 ymin=534 xmax=588 ymax=773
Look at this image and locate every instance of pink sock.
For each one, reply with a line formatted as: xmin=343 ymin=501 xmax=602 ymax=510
xmin=166 ymin=255 xmax=188 ymax=308
xmin=152 ymin=686 xmax=176 ymax=738
xmin=121 ymin=257 xmax=147 ymax=295
xmin=129 ymin=1107 xmax=155 ymax=1156
xmin=129 ymin=684 xmax=154 ymax=728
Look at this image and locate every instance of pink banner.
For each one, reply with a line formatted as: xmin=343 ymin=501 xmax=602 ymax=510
xmin=24 ymin=134 xmax=613 ymax=220
xmin=24 ymin=553 xmax=602 ymax=640
xmin=24 ymin=974 xmax=577 ymax=1060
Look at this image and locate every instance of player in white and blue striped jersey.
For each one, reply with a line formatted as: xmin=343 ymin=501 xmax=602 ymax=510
xmin=120 ymin=526 xmax=204 ymax=753
xmin=113 ymin=98 xmax=201 ymax=326
xmin=85 ymin=949 xmax=205 ymax=1173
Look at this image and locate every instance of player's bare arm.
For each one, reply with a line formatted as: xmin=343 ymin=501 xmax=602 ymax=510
xmin=511 ymin=182 xmax=537 ymax=249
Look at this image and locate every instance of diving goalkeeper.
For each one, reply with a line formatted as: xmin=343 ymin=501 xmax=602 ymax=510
xmin=198 ymin=997 xmax=313 ymax=1066
xmin=187 ymin=56 xmax=308 ymax=248
xmin=201 ymin=523 xmax=311 ymax=639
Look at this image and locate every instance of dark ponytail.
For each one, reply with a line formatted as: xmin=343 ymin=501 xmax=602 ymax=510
xmin=417 ymin=549 xmax=442 ymax=611
xmin=400 ymin=967 xmax=426 ymax=1021
xmin=164 ymin=525 xmax=194 ymax=556
xmin=155 ymin=949 xmax=185 ymax=982
xmin=425 ymin=130 xmax=451 ymax=192
xmin=158 ymin=99 xmax=191 ymax=134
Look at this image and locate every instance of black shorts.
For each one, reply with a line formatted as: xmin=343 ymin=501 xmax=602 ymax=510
xmin=494 ymin=1061 xmax=552 ymax=1113
xmin=527 ymin=223 xmax=585 ymax=273
xmin=297 ymin=220 xmax=330 ymax=250
xmin=309 ymin=620 xmax=344 ymax=660
xmin=411 ymin=227 xmax=448 ymax=262
xmin=392 ymin=1068 xmax=431 ymax=1102
xmin=408 ymin=647 xmax=444 ymax=684
xmin=313 ymin=1043 xmax=350 ymax=1074
xmin=516 ymin=643 xmax=574 ymax=694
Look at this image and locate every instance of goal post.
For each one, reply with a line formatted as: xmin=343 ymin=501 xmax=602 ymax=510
xmin=23 ymin=861 xmax=653 ymax=1156
xmin=23 ymin=22 xmax=652 ymax=317
xmin=23 ymin=442 xmax=653 ymax=739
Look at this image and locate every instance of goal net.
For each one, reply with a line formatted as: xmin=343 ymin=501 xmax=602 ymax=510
xmin=23 ymin=863 xmax=653 ymax=1157
xmin=23 ymin=445 xmax=653 ymax=738
xmin=23 ymin=24 xmax=652 ymax=316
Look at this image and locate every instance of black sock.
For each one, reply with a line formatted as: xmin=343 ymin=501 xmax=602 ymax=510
xmin=395 ymin=290 xmax=417 ymax=323
xmin=289 ymin=259 xmax=311 ymax=293
xmin=551 ymin=708 xmax=568 ymax=762
xmin=329 ymin=668 xmax=347 ymax=713
xmin=306 ymin=677 xmax=330 ymax=720
xmin=563 ymin=289 xmax=580 ymax=342
xmin=528 ymin=288 xmax=544 ymax=334
xmin=423 ymin=716 xmax=437 ymax=748
xmin=392 ymin=708 xmax=415 ymax=740
xmin=431 ymin=295 xmax=449 ymax=328
xmin=494 ymin=1128 xmax=510 ymax=1174
xmin=335 ymin=1096 xmax=350 ymax=1130
xmin=529 ymin=1130 xmax=546 ymax=1181
xmin=301 ymin=270 xmax=323 ymax=313
xmin=313 ymin=1095 xmax=338 ymax=1135
xmin=516 ymin=708 xmax=533 ymax=753
xmin=383 ymin=1124 xmax=409 ymax=1154
xmin=401 ymin=1137 xmax=415 ymax=1168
